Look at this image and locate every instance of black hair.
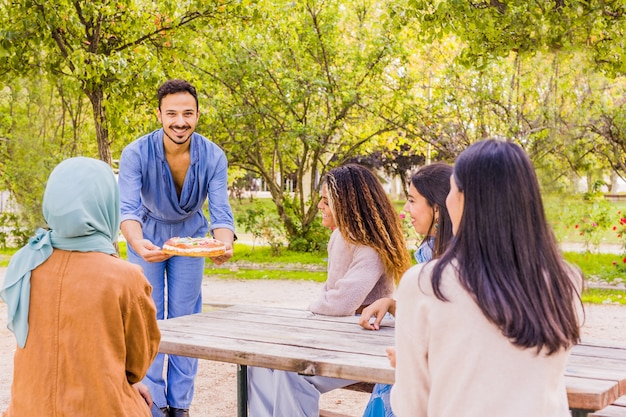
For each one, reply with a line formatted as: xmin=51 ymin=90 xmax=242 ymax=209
xmin=430 ymin=139 xmax=582 ymax=354
xmin=410 ymin=163 xmax=453 ymax=258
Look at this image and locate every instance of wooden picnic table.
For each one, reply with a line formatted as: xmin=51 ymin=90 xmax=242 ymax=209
xmin=157 ymin=304 xmax=626 ymax=417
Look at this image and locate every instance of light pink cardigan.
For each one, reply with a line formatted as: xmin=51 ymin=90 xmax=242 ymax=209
xmin=308 ymin=229 xmax=394 ymax=316
xmin=391 ymin=261 xmax=581 ymax=417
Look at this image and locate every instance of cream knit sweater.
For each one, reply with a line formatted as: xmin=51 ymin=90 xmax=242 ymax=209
xmin=391 ymin=261 xmax=580 ymax=417
xmin=308 ymin=229 xmax=394 ymax=316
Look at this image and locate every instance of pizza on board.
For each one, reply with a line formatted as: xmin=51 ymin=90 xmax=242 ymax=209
xmin=162 ymin=237 xmax=227 ymax=257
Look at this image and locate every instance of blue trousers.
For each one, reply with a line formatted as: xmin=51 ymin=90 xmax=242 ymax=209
xmin=363 ymin=383 xmax=395 ymax=417
xmin=128 ymin=249 xmax=205 ymax=410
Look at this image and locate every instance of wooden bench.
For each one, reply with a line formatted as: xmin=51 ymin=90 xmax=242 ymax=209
xmin=604 ymin=194 xmax=626 ymax=202
xmin=590 ymin=396 xmax=626 ymax=416
xmin=320 ymin=411 xmax=358 ymax=417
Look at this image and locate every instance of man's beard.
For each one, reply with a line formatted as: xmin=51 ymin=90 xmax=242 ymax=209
xmin=164 ymin=127 xmax=192 ymax=145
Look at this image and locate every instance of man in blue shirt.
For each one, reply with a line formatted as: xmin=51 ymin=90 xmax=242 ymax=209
xmin=118 ymin=79 xmax=235 ymax=417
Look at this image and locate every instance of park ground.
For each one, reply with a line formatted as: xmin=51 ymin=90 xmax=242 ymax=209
xmin=1 ymin=267 xmax=626 ymax=415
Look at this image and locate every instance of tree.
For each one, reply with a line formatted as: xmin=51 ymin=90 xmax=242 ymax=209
xmin=0 ymin=0 xmax=247 ymax=164
xmin=0 ymin=77 xmax=96 ymax=229
xmin=187 ymin=0 xmax=412 ymax=248
xmin=407 ymin=0 xmax=625 ymax=75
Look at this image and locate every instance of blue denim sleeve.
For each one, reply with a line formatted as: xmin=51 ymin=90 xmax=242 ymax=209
xmin=118 ymin=145 xmax=144 ymax=224
xmin=207 ymin=151 xmax=235 ymax=234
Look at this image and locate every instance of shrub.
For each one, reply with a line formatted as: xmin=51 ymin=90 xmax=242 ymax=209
xmin=235 ymin=202 xmax=286 ymax=255
xmin=0 ymin=212 xmax=31 ymax=249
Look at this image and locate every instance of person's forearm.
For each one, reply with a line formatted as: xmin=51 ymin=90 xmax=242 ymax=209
xmin=210 ymin=227 xmax=235 ymax=265
xmin=121 ymin=220 xmax=144 ymax=251
xmin=212 ymin=228 xmax=235 ymax=246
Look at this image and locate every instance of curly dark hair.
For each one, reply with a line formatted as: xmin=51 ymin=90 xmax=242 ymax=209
xmin=157 ymin=79 xmax=198 ymax=110
xmin=324 ymin=164 xmax=412 ymax=284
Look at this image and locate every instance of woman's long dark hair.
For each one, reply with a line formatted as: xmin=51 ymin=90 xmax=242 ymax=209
xmin=430 ymin=139 xmax=582 ymax=354
xmin=411 ymin=163 xmax=454 ymax=258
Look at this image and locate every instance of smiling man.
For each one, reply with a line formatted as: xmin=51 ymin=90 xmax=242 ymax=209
xmin=118 ymin=79 xmax=236 ymax=417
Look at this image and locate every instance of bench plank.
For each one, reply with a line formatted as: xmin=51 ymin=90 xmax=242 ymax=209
xmin=589 ymin=395 xmax=626 ymax=417
xmin=589 ymin=405 xmax=626 ymax=417
xmin=319 ymin=411 xmax=355 ymax=417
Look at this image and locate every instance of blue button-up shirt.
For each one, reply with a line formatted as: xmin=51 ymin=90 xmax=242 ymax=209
xmin=118 ymin=129 xmax=235 ymax=246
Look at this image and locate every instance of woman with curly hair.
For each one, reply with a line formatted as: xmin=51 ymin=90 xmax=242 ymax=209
xmin=247 ymin=163 xmax=411 ymax=417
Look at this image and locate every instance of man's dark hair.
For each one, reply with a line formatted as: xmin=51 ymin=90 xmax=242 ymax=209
xmin=157 ymin=79 xmax=198 ymax=110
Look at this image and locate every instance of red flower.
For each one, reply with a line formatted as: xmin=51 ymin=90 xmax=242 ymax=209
xmin=575 ymin=224 xmax=579 ymax=229
xmin=613 ymin=261 xmax=617 ymax=266
xmin=614 ymin=226 xmax=618 ymax=231
xmin=623 ymin=258 xmax=626 ymax=264
xmin=620 ymin=218 xmax=626 ymax=225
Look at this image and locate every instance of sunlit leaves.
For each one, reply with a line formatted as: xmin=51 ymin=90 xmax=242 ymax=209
xmin=406 ymin=0 xmax=625 ymax=76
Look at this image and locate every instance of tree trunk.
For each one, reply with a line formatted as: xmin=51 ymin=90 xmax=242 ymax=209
xmin=611 ymin=171 xmax=620 ymax=193
xmin=86 ymin=89 xmax=112 ymax=165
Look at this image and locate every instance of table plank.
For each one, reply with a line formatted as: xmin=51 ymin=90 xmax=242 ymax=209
xmin=206 ymin=304 xmax=396 ymax=331
xmin=572 ymin=344 xmax=626 ymax=362
xmin=158 ymin=305 xmax=626 ymax=414
xmin=159 ymin=330 xmax=394 ymax=383
xmin=581 ymin=339 xmax=626 ymax=350
xmin=590 ymin=406 xmax=626 ymax=417
xmin=567 ymin=356 xmax=626 ymax=393
xmin=565 ymin=376 xmax=619 ymax=410
xmin=159 ymin=313 xmax=394 ymax=356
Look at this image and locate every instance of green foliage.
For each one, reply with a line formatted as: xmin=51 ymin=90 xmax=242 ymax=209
xmin=581 ymin=288 xmax=626 ymax=306
xmin=0 ymin=0 xmax=252 ymax=163
xmin=564 ymin=252 xmax=626 ymax=285
xmin=231 ymin=197 xmax=330 ymax=253
xmin=0 ymin=212 xmax=30 ymax=249
xmin=569 ymin=200 xmax=614 ymax=250
xmin=281 ymin=197 xmax=330 ymax=252
xmin=1 ymin=0 xmax=625 ymax=250
xmin=406 ymin=0 xmax=625 ymax=76
xmin=613 ymin=215 xmax=626 ymax=255
xmin=191 ymin=0 xmax=412 ymax=247
xmin=1 ymin=239 xmax=626 ymax=306
xmin=544 ymin=193 xmax=626 ymax=249
xmin=117 ymin=240 xmax=127 ymax=259
xmin=0 ymin=77 xmax=97 ymax=231
xmin=235 ymin=201 xmax=286 ymax=255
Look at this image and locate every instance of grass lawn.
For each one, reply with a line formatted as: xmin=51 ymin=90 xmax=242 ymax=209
xmin=582 ymin=288 xmax=626 ymax=305
xmin=2 ymin=229 xmax=626 ymax=305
